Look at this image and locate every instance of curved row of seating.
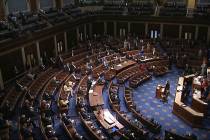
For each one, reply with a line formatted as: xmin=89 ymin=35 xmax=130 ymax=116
xmin=129 ymin=71 xmax=151 ymax=88
xmin=116 ymin=64 xmax=139 ymax=84
xmin=0 ymin=73 xmax=34 ymax=115
xmin=124 ymin=87 xmax=161 ymax=134
xmin=108 ymin=81 xmax=149 ymax=140
xmin=39 ymin=71 xmax=69 ymax=140
xmin=77 ymin=75 xmax=108 ymax=140
xmin=19 ymin=68 xmax=60 ymax=140
xmin=59 ymin=74 xmax=84 ymax=140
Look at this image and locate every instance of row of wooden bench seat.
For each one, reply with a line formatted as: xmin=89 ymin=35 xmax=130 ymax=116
xmin=39 ymin=71 xmax=69 ymax=140
xmin=108 ymin=82 xmax=149 ymax=140
xmin=19 ymin=68 xmax=60 ymax=140
xmin=116 ymin=65 xmax=139 ymax=84
xmin=124 ymin=87 xmax=161 ymax=134
xmin=129 ymin=72 xmax=151 ymax=88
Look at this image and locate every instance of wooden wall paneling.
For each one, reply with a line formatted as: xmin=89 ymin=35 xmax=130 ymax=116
xmin=197 ymin=26 xmax=208 ymax=42
xmin=92 ymin=22 xmax=104 ymax=36
xmin=85 ymin=24 xmax=90 ymax=39
xmin=0 ymin=49 xmax=24 ymax=82
xmin=107 ymin=22 xmax=114 ymax=36
xmin=130 ymin=23 xmax=145 ymax=37
xmin=39 ymin=37 xmax=55 ymax=65
xmin=163 ymin=24 xmax=179 ymax=39
xmin=67 ymin=29 xmax=77 ymax=50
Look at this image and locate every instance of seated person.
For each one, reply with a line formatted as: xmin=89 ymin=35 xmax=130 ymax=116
xmin=45 ymin=125 xmax=56 ymax=138
xmin=98 ymin=73 xmax=105 ymax=85
xmin=59 ymin=98 xmax=69 ymax=107
xmin=26 ymin=71 xmax=37 ymax=80
xmin=1 ymin=100 xmax=11 ymax=118
xmin=201 ymin=78 xmax=208 ymax=94
xmin=0 ymin=113 xmax=9 ymax=129
xmin=21 ymin=124 xmax=33 ymax=139
xmin=70 ymin=62 xmax=76 ymax=72
xmin=201 ymin=87 xmax=209 ymax=100
xmin=43 ymin=92 xmax=52 ymax=101
xmin=15 ymin=80 xmax=27 ymax=92
xmin=52 ymin=76 xmax=60 ymax=85
xmin=41 ymin=113 xmax=52 ymax=126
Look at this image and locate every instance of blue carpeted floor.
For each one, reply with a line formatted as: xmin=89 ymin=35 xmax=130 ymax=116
xmin=132 ymin=66 xmax=210 ymax=140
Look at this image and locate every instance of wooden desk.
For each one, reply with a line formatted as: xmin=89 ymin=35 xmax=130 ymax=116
xmin=156 ymin=84 xmax=165 ymax=99
xmin=173 ymin=77 xmax=204 ymax=128
xmin=89 ymin=83 xmax=104 ymax=107
xmin=192 ymin=77 xmax=202 ymax=90
xmin=184 ymin=74 xmax=195 ymax=81
xmin=94 ymin=109 xmax=124 ymax=131
xmin=192 ymin=90 xmax=208 ymax=114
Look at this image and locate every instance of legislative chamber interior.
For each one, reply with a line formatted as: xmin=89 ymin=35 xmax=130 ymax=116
xmin=0 ymin=0 xmax=210 ymax=140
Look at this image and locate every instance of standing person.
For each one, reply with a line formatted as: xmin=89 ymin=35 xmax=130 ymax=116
xmin=201 ymin=62 xmax=207 ymax=76
xmin=162 ymin=80 xmax=170 ymax=103
xmin=87 ymin=74 xmax=93 ymax=93
xmin=165 ymin=80 xmax=170 ymax=96
xmin=152 ymin=47 xmax=156 ymax=56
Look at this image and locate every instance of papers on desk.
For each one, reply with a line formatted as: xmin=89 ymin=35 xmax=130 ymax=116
xmin=177 ymin=86 xmax=183 ymax=91
xmin=181 ymin=104 xmax=187 ymax=107
xmin=104 ymin=112 xmax=114 ymax=125
xmin=117 ymin=64 xmax=122 ymax=67
xmin=89 ymin=89 xmax=93 ymax=94
xmin=93 ymin=92 xmax=98 ymax=96
xmin=92 ymin=80 xmax=96 ymax=86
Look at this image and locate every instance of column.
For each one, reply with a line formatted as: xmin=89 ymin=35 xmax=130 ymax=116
xmin=207 ymin=26 xmax=210 ymax=44
xmin=84 ymin=24 xmax=87 ymax=40
xmin=76 ymin=27 xmax=80 ymax=41
xmin=28 ymin=0 xmax=39 ymax=13
xmin=21 ymin=47 xmax=26 ymax=69
xmin=36 ymin=41 xmax=41 ymax=65
xmin=160 ymin=23 xmax=163 ymax=39
xmin=104 ymin=22 xmax=107 ymax=35
xmin=64 ymin=32 xmax=68 ymax=53
xmin=0 ymin=68 xmax=4 ymax=90
xmin=74 ymin=0 xmax=79 ymax=6
xmin=54 ymin=35 xmax=58 ymax=56
xmin=179 ymin=24 xmax=183 ymax=39
xmin=128 ymin=22 xmax=131 ymax=34
xmin=145 ymin=23 xmax=148 ymax=37
xmin=0 ymin=0 xmax=6 ymax=20
xmin=114 ymin=21 xmax=117 ymax=37
xmin=54 ymin=0 xmax=63 ymax=9
xmin=195 ymin=25 xmax=199 ymax=40
xmin=89 ymin=23 xmax=92 ymax=38
xmin=53 ymin=0 xmax=56 ymax=8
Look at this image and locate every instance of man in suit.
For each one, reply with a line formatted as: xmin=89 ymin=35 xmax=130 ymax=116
xmin=162 ymin=81 xmax=170 ymax=103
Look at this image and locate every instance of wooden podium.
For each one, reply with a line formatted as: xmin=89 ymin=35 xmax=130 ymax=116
xmin=156 ymin=84 xmax=165 ymax=99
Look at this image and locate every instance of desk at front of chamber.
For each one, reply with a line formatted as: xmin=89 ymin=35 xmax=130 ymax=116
xmin=172 ymin=77 xmax=204 ymax=128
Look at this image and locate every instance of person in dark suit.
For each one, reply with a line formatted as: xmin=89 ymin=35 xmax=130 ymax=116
xmin=87 ymin=74 xmax=93 ymax=93
xmin=162 ymin=81 xmax=170 ymax=103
